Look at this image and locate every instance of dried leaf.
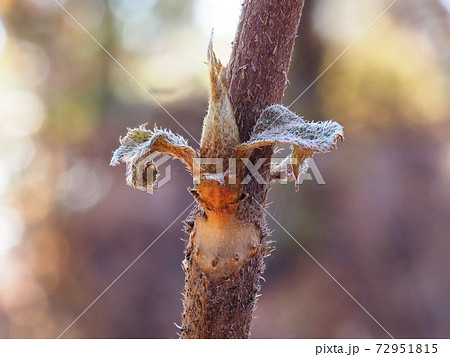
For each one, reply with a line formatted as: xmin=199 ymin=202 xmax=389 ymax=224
xmin=111 ymin=124 xmax=197 ymax=191
xmin=236 ymin=104 xmax=343 ymax=180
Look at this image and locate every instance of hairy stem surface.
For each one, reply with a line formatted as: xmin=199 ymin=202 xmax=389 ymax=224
xmin=180 ymin=0 xmax=305 ymax=339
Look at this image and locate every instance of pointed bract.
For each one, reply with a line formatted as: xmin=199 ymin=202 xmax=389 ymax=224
xmin=199 ymin=36 xmax=240 ymax=166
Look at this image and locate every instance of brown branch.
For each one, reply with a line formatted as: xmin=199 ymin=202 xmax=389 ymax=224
xmin=180 ymin=0 xmax=305 ymax=339
xmin=228 ymin=0 xmax=305 ymax=216
xmin=228 ymin=0 xmax=305 ymax=141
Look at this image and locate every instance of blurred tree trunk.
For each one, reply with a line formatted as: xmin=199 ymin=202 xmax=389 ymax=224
xmin=180 ymin=0 xmax=305 ymax=339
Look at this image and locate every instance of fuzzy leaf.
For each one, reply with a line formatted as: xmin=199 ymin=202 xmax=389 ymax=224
xmin=111 ymin=124 xmax=197 ymax=191
xmin=236 ymin=104 xmax=343 ymax=180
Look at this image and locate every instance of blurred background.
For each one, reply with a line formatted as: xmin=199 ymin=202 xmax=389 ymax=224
xmin=0 ymin=0 xmax=449 ymax=338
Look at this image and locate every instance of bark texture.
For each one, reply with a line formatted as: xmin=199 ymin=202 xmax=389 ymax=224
xmin=228 ymin=0 xmax=305 ymax=141
xmin=180 ymin=0 xmax=305 ymax=339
